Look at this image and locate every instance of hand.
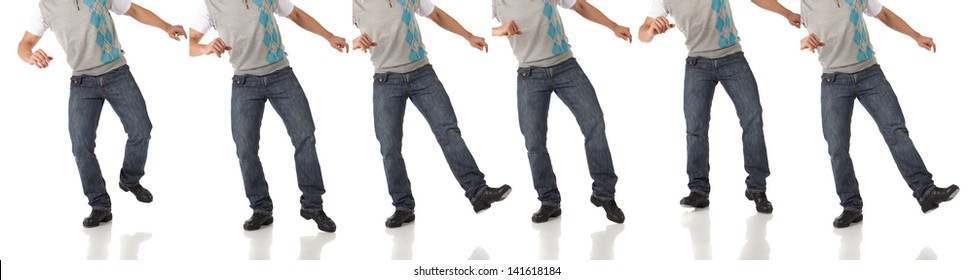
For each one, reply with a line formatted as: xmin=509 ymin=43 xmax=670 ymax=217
xmin=786 ymin=12 xmax=801 ymax=28
xmin=28 ymin=49 xmax=53 ymax=69
xmin=611 ymin=25 xmax=632 ymax=43
xmin=649 ymin=17 xmax=675 ymax=36
xmin=492 ymin=20 xmax=522 ymax=37
xmin=914 ymin=35 xmax=936 ymax=53
xmin=352 ymin=33 xmax=377 ymax=53
xmin=467 ymin=35 xmax=488 ymax=53
xmin=800 ymin=34 xmax=825 ymax=53
xmin=327 ymin=35 xmax=349 ymax=53
xmin=166 ymin=25 xmax=187 ymax=41
xmin=204 ymin=38 xmax=232 ymax=58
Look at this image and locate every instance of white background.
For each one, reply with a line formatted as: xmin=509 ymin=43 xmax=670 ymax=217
xmin=1 ymin=0 xmax=971 ymax=278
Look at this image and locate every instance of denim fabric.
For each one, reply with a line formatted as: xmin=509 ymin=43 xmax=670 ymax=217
xmin=820 ymin=64 xmax=934 ymax=210
xmin=516 ymin=58 xmax=617 ymax=206
xmin=231 ymin=67 xmax=325 ymax=214
xmin=69 ymin=65 xmax=152 ymax=210
xmin=373 ymin=64 xmax=488 ymax=211
xmin=684 ymin=52 xmax=770 ymax=195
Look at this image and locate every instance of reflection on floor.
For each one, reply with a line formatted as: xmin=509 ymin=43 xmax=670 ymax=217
xmin=740 ymin=214 xmax=771 ymax=260
xmin=682 ymin=209 xmax=712 ymax=260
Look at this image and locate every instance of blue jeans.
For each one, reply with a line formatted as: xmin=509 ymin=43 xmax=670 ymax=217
xmin=69 ymin=65 xmax=152 ymax=210
xmin=821 ymin=64 xmax=934 ymax=211
xmin=517 ymin=58 xmax=617 ymax=206
xmin=231 ymin=67 xmax=325 ymax=214
xmin=684 ymin=52 xmax=770 ymax=195
xmin=373 ymin=64 xmax=488 ymax=211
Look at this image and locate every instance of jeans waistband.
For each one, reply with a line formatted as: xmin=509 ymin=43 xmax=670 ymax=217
xmin=70 ymin=64 xmax=130 ymax=86
xmin=373 ymin=64 xmax=434 ymax=84
xmin=517 ymin=57 xmax=579 ymax=78
xmin=686 ymin=51 xmax=745 ymax=67
xmin=822 ymin=64 xmax=882 ymax=83
xmin=232 ymin=67 xmax=294 ymax=86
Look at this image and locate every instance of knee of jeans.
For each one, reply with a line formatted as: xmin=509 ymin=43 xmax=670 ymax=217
xmin=71 ymin=143 xmax=95 ymax=158
xmin=289 ymin=132 xmax=316 ymax=147
xmin=379 ymin=143 xmax=403 ymax=158
xmin=432 ymin=126 xmax=462 ymax=144
xmin=826 ymin=141 xmax=851 ymax=156
xmin=127 ymin=127 xmax=151 ymax=141
xmin=234 ymin=142 xmax=259 ymax=159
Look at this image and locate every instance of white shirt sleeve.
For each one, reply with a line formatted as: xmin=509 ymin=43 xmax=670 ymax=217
xmin=417 ymin=0 xmax=435 ymax=17
xmin=276 ymin=0 xmax=295 ymax=17
xmin=647 ymin=0 xmax=667 ymax=18
xmin=864 ymin=0 xmax=883 ymax=17
xmin=189 ymin=2 xmax=212 ymax=35
xmin=558 ymin=0 xmax=577 ymax=9
xmin=26 ymin=5 xmax=48 ymax=37
xmin=110 ymin=0 xmax=132 ymax=15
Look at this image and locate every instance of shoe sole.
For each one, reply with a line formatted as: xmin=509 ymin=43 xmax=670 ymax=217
xmin=680 ymin=200 xmax=710 ymax=209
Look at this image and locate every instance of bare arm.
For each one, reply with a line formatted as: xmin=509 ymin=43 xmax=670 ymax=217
xmin=426 ymin=7 xmax=487 ymax=52
xmin=285 ymin=6 xmax=348 ymax=53
xmin=188 ymin=29 xmax=230 ymax=58
xmin=873 ymin=7 xmax=935 ymax=52
xmin=124 ymin=3 xmax=186 ymax=40
xmin=751 ymin=0 xmax=801 ymax=28
xmin=18 ymin=32 xmax=53 ymax=69
xmin=570 ymin=0 xmax=631 ymax=42
xmin=637 ymin=16 xmax=675 ymax=43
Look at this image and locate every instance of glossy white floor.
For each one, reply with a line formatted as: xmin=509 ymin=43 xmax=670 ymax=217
xmin=2 ymin=1 xmax=972 ymax=278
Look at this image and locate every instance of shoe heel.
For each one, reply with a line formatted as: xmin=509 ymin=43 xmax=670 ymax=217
xmin=745 ymin=191 xmax=754 ymax=201
xmin=552 ymin=209 xmax=562 ymax=218
xmin=590 ymin=196 xmax=603 ymax=207
xmin=103 ymin=213 xmax=113 ymax=222
xmin=120 ymin=185 xmax=130 ymax=192
xmin=264 ymin=217 xmax=274 ymax=226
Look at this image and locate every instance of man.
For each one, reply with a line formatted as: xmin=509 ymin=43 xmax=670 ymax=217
xmin=18 ymin=0 xmax=186 ymax=228
xmin=638 ymin=0 xmax=795 ymax=214
xmin=492 ymin=0 xmax=629 ymax=224
xmin=351 ymin=0 xmax=512 ymax=229
xmin=753 ymin=0 xmax=960 ymax=228
xmin=188 ymin=0 xmax=348 ymax=232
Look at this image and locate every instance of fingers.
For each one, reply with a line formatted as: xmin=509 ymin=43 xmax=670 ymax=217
xmin=509 ymin=21 xmax=521 ymax=36
xmin=931 ymin=42 xmax=937 ymax=53
xmin=618 ymin=28 xmax=632 ymax=43
xmin=353 ymin=34 xmax=376 ymax=53
xmin=30 ymin=50 xmax=52 ymax=68
xmin=169 ymin=25 xmax=188 ymax=41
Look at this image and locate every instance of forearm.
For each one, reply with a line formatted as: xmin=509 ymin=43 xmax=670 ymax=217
xmin=429 ymin=9 xmax=474 ymax=40
xmin=17 ymin=42 xmax=34 ymax=63
xmin=878 ymin=9 xmax=922 ymax=39
xmin=189 ymin=42 xmax=208 ymax=57
xmin=290 ymin=8 xmax=337 ymax=41
xmin=188 ymin=31 xmax=207 ymax=57
xmin=126 ymin=4 xmax=173 ymax=31
xmin=751 ymin=0 xmax=794 ymax=17
xmin=637 ymin=19 xmax=655 ymax=43
xmin=574 ymin=1 xmax=620 ymax=30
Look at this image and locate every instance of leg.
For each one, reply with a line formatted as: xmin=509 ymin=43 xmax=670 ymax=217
xmin=717 ymin=55 xmax=770 ymax=192
xmin=855 ymin=67 xmax=934 ymax=199
xmin=517 ymin=68 xmax=559 ymax=206
xmin=102 ymin=67 xmax=152 ymax=189
xmin=821 ymin=74 xmax=861 ymax=210
xmin=266 ymin=70 xmax=325 ymax=211
xmin=231 ymin=76 xmax=272 ymax=214
xmin=374 ymin=74 xmax=413 ymax=210
xmin=550 ymin=61 xmax=617 ymax=200
xmin=407 ymin=67 xmax=487 ymax=200
xmin=69 ymin=77 xmax=109 ymax=209
xmin=684 ymin=58 xmax=719 ymax=195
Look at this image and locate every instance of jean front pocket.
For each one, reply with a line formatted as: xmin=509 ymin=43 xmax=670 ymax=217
xmin=822 ymin=74 xmax=837 ymax=84
xmin=374 ymin=74 xmax=390 ymax=84
xmin=69 ymin=77 xmax=84 ymax=87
